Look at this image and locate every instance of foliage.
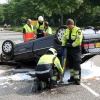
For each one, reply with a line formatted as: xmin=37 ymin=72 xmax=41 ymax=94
xmin=0 ymin=6 xmax=4 ymax=23
xmin=0 ymin=0 xmax=100 ymax=26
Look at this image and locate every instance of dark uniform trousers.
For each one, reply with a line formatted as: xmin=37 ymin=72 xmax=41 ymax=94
xmin=36 ymin=64 xmax=59 ymax=90
xmin=67 ymin=47 xmax=82 ymax=79
xmin=37 ymin=29 xmax=44 ymax=38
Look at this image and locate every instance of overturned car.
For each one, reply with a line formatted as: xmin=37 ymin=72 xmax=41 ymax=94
xmin=1 ymin=26 xmax=100 ymax=65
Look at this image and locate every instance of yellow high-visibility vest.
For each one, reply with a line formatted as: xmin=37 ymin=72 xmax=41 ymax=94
xmin=38 ymin=54 xmax=63 ymax=75
xmin=36 ymin=22 xmax=44 ymax=30
xmin=62 ymin=26 xmax=83 ymax=47
xmin=23 ymin=24 xmax=34 ymax=33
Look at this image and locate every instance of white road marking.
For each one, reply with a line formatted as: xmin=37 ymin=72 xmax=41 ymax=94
xmin=81 ymin=83 xmax=100 ymax=97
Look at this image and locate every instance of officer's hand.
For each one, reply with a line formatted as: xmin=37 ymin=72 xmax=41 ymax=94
xmin=33 ymin=26 xmax=36 ymax=29
xmin=62 ymin=46 xmax=65 ymax=50
xmin=62 ymin=68 xmax=65 ymax=73
xmin=43 ymin=31 xmax=46 ymax=34
xmin=37 ymin=29 xmax=40 ymax=33
xmin=66 ymin=43 xmax=73 ymax=48
xmin=61 ymin=50 xmax=65 ymax=57
xmin=37 ymin=29 xmax=43 ymax=33
xmin=57 ymin=76 xmax=61 ymax=81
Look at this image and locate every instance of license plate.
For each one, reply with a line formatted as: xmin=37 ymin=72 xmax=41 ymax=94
xmin=95 ymin=43 xmax=100 ymax=48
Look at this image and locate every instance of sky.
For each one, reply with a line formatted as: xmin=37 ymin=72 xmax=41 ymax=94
xmin=0 ymin=0 xmax=7 ymax=4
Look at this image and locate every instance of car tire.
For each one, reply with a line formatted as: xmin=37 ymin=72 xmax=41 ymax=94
xmin=1 ymin=53 xmax=13 ymax=61
xmin=55 ymin=26 xmax=67 ymax=44
xmin=2 ymin=40 xmax=15 ymax=55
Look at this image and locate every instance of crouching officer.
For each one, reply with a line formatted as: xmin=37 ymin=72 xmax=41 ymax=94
xmin=62 ymin=18 xmax=83 ymax=85
xmin=35 ymin=48 xmax=63 ymax=91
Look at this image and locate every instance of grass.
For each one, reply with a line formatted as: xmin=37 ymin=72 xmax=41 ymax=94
xmin=5 ymin=26 xmax=57 ymax=34
xmin=51 ymin=27 xmax=57 ymax=34
xmin=5 ymin=26 xmax=23 ymax=32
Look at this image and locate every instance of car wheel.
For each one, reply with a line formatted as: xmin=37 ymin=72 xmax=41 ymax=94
xmin=1 ymin=53 xmax=13 ymax=61
xmin=2 ymin=40 xmax=14 ymax=55
xmin=55 ymin=26 xmax=67 ymax=44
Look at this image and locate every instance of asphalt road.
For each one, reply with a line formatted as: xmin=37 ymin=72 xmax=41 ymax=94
xmin=0 ymin=28 xmax=100 ymax=100
xmin=0 ymin=29 xmax=23 ymax=53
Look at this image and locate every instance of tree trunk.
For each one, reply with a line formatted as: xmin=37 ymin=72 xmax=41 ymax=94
xmin=61 ymin=13 xmax=63 ymax=25
xmin=74 ymin=18 xmax=77 ymax=25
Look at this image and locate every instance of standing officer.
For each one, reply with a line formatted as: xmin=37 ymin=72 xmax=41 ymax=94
xmin=35 ymin=48 xmax=63 ymax=91
xmin=36 ymin=16 xmax=45 ymax=38
xmin=44 ymin=21 xmax=52 ymax=36
xmin=23 ymin=19 xmax=34 ymax=42
xmin=62 ymin=18 xmax=83 ymax=85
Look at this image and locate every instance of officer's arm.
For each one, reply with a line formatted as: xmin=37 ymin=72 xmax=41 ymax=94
xmin=54 ymin=57 xmax=63 ymax=75
xmin=23 ymin=28 xmax=26 ymax=34
xmin=50 ymin=28 xmax=52 ymax=34
xmin=72 ymin=30 xmax=83 ymax=47
xmin=47 ymin=28 xmax=52 ymax=35
xmin=36 ymin=22 xmax=39 ymax=29
xmin=48 ymin=27 xmax=52 ymax=35
xmin=33 ymin=27 xmax=37 ymax=35
xmin=31 ymin=25 xmax=34 ymax=32
xmin=62 ymin=30 xmax=67 ymax=46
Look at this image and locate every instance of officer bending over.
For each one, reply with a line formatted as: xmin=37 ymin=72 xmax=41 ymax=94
xmin=34 ymin=48 xmax=63 ymax=92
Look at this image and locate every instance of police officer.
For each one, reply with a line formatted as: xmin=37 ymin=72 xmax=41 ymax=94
xmin=23 ymin=19 xmax=34 ymax=34
xmin=35 ymin=48 xmax=63 ymax=91
xmin=23 ymin=19 xmax=34 ymax=42
xmin=36 ymin=16 xmax=45 ymax=38
xmin=44 ymin=21 xmax=52 ymax=35
xmin=62 ymin=18 xmax=83 ymax=85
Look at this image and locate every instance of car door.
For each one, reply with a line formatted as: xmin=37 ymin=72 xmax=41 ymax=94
xmin=14 ymin=40 xmax=34 ymax=60
xmin=33 ymin=35 xmax=55 ymax=58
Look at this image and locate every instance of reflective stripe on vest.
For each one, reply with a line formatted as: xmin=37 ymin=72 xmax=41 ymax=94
xmin=36 ymin=55 xmax=56 ymax=74
xmin=37 ymin=62 xmax=52 ymax=65
xmin=35 ymin=69 xmax=50 ymax=74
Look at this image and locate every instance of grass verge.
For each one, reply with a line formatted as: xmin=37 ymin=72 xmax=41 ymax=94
xmin=5 ymin=26 xmax=57 ymax=34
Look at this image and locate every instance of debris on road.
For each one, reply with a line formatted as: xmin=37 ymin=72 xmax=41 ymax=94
xmin=9 ymin=73 xmax=34 ymax=81
xmin=0 ymin=59 xmax=100 ymax=87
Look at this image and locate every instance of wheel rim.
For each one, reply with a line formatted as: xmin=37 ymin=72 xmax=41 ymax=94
xmin=57 ymin=28 xmax=66 ymax=42
xmin=3 ymin=42 xmax=12 ymax=53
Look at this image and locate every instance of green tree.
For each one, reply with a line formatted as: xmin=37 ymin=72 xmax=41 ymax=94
xmin=3 ymin=0 xmax=52 ymax=25
xmin=38 ymin=0 xmax=83 ymax=25
xmin=71 ymin=0 xmax=100 ymax=26
xmin=0 ymin=4 xmax=5 ymax=24
xmin=1 ymin=0 xmax=100 ymax=26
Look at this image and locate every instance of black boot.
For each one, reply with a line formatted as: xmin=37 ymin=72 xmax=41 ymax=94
xmin=48 ymin=80 xmax=57 ymax=89
xmin=31 ymin=78 xmax=38 ymax=93
xmin=74 ymin=79 xmax=80 ymax=85
xmin=68 ymin=76 xmax=75 ymax=83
